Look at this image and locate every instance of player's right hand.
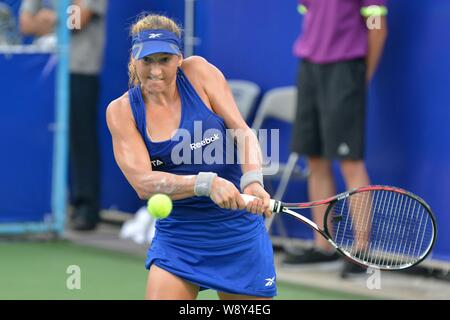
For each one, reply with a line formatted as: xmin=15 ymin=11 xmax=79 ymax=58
xmin=210 ymin=176 xmax=246 ymax=211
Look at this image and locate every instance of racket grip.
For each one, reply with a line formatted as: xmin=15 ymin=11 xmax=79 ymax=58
xmin=240 ymin=194 xmax=283 ymax=213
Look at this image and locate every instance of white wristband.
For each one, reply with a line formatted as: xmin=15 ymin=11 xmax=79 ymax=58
xmin=194 ymin=172 xmax=217 ymax=197
xmin=240 ymin=169 xmax=264 ymax=192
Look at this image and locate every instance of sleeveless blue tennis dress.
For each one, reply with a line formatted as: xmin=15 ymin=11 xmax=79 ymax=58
xmin=128 ymin=68 xmax=276 ymax=297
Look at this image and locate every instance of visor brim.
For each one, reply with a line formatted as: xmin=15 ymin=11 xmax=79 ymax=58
xmin=132 ymin=41 xmax=181 ymax=60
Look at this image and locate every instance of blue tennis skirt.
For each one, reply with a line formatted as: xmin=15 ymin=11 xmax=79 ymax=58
xmin=145 ymin=224 xmax=277 ymax=298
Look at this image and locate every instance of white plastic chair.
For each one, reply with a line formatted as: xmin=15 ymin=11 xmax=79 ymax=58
xmin=250 ymin=86 xmax=309 ymax=232
xmin=228 ymin=79 xmax=261 ymax=121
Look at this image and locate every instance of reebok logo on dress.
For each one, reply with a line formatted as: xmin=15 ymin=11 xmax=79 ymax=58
xmin=190 ymin=134 xmax=220 ymax=150
xmin=265 ymin=276 xmax=275 ymax=287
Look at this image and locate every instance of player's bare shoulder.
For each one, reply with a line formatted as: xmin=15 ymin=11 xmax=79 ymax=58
xmin=181 ymin=55 xmax=226 ymax=101
xmin=181 ymin=55 xmax=214 ymax=83
xmin=106 ymin=92 xmax=134 ymax=131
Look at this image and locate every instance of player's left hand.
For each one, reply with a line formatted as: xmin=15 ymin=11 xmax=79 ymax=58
xmin=243 ymin=183 xmax=272 ymax=218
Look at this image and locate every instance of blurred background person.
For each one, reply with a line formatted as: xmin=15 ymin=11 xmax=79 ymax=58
xmin=284 ymin=0 xmax=388 ymax=278
xmin=19 ymin=0 xmax=57 ymax=48
xmin=20 ymin=0 xmax=108 ymax=231
xmin=0 ymin=2 xmax=21 ymax=45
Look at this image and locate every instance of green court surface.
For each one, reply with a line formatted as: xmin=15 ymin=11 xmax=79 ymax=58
xmin=0 ymin=241 xmax=370 ymax=300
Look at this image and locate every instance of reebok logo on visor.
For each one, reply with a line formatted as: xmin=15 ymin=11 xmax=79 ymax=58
xmin=148 ymin=33 xmax=163 ymax=39
xmin=132 ymin=30 xmax=181 ymax=59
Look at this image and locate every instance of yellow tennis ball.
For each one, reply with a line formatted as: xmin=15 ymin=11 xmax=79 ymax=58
xmin=147 ymin=194 xmax=173 ymax=219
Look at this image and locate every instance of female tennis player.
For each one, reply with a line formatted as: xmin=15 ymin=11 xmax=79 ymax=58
xmin=106 ymin=13 xmax=276 ymax=300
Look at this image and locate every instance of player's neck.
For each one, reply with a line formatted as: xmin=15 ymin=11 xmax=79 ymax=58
xmin=141 ymin=82 xmax=178 ymax=107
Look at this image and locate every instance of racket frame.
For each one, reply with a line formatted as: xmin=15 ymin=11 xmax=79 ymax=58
xmin=266 ymin=185 xmax=437 ymax=271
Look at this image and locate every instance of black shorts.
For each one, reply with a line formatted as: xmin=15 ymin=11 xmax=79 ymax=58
xmin=291 ymin=59 xmax=366 ymax=160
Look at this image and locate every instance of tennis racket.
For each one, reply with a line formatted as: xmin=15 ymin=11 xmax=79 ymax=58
xmin=241 ymin=185 xmax=437 ymax=271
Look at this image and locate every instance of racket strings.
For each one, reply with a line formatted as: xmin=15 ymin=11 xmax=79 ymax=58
xmin=328 ymin=189 xmax=434 ymax=269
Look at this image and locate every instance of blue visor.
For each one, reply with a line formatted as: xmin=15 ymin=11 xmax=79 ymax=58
xmin=132 ymin=29 xmax=181 ymax=59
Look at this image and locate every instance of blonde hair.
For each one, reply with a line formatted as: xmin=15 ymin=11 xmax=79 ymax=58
xmin=128 ymin=13 xmax=183 ymax=87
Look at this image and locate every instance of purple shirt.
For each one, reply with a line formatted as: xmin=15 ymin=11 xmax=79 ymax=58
xmin=293 ymin=0 xmax=387 ymax=63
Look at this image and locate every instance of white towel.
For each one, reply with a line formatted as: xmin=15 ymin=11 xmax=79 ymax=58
xmin=119 ymin=206 xmax=156 ymax=245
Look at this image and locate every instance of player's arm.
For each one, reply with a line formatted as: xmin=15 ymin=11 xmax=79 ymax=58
xmin=186 ymin=57 xmax=270 ymax=215
xmin=364 ymin=7 xmax=388 ymax=82
xmin=196 ymin=58 xmax=263 ymax=175
xmin=106 ymin=97 xmax=196 ymax=201
xmin=19 ymin=8 xmax=56 ymax=36
xmin=72 ymin=0 xmax=107 ymax=30
xmin=72 ymin=0 xmax=94 ymax=30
